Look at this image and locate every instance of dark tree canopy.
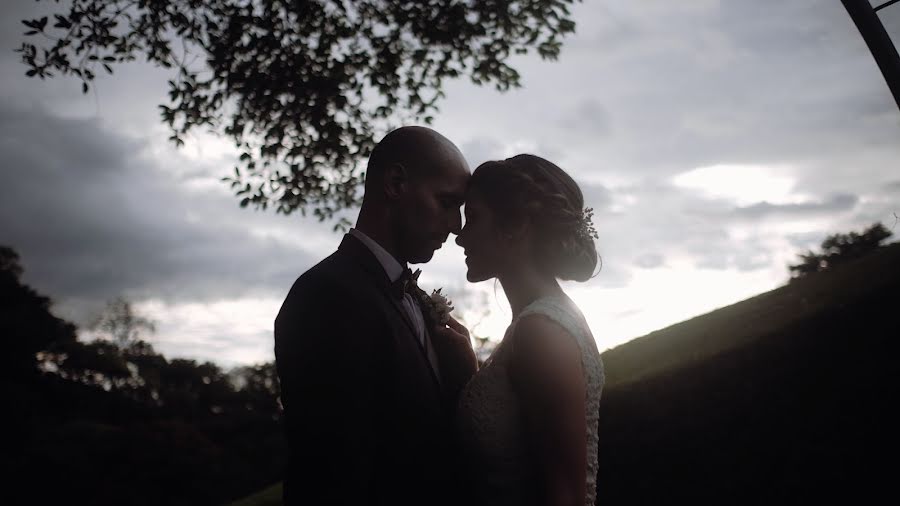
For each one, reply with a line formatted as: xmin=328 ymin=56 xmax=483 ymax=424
xmin=4 ymin=245 xmax=286 ymax=504
xmin=89 ymin=297 xmax=156 ymax=349
xmin=789 ymin=222 xmax=893 ymax=280
xmin=1 ymin=245 xmax=77 ymax=376
xmin=18 ymin=0 xmax=580 ymax=225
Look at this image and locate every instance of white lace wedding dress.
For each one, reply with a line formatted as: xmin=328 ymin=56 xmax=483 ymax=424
xmin=456 ymin=295 xmax=605 ymax=506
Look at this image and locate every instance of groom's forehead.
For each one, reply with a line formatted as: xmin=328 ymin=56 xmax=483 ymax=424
xmin=424 ymin=163 xmax=468 ymax=189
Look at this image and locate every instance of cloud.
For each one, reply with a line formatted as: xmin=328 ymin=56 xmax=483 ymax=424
xmin=634 ymin=253 xmax=665 ymax=269
xmin=587 ymin=178 xmax=846 ymax=274
xmin=559 ymin=99 xmax=612 ymax=137
xmin=459 ymin=137 xmax=505 ymax=168
xmin=734 ymin=193 xmax=858 ymax=219
xmin=438 ymin=1 xmax=900 ymax=192
xmin=689 ymin=234 xmax=775 ymax=272
xmin=0 ymin=100 xmax=320 ymax=322
xmin=786 ymin=231 xmax=827 ymax=250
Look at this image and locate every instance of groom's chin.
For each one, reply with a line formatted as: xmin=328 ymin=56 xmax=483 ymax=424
xmin=409 ymin=249 xmax=437 ymax=264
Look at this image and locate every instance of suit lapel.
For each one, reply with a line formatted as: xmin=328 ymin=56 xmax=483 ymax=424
xmin=388 ymin=297 xmax=443 ymax=390
xmin=338 ymin=234 xmax=443 ymax=392
xmin=388 ymin=296 xmax=420 ymax=341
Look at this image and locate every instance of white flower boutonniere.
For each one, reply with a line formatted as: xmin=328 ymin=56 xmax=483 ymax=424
xmin=408 ymin=269 xmax=455 ymax=328
xmin=426 ymin=288 xmax=455 ymax=326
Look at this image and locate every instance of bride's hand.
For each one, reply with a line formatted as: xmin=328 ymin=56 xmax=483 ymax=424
xmin=432 ymin=316 xmax=478 ymax=386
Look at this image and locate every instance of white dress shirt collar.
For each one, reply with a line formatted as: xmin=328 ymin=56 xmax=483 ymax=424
xmin=349 ymin=229 xmax=439 ymax=380
xmin=349 ymin=228 xmax=405 ymax=283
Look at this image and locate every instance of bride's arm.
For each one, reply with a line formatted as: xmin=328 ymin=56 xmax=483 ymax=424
xmin=510 ymin=314 xmax=587 ymax=506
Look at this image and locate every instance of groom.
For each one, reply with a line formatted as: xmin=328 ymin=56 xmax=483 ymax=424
xmin=274 ymin=126 xmax=477 ymax=506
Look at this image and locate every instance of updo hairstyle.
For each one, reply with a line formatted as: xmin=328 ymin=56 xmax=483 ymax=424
xmin=468 ymin=154 xmax=599 ymax=282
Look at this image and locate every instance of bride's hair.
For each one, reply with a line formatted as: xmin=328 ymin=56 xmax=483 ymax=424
xmin=469 ymin=154 xmax=600 ymax=282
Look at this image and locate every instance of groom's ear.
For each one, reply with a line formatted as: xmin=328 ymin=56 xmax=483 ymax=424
xmin=383 ymin=163 xmax=409 ymax=200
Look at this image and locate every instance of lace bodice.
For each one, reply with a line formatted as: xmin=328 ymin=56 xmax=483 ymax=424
xmin=456 ymin=295 xmax=605 ymax=506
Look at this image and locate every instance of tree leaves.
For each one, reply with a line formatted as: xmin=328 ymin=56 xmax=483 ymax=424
xmin=17 ymin=0 xmax=581 ymax=220
xmin=789 ymin=222 xmax=893 ymax=280
xmin=53 ymin=14 xmax=72 ymax=29
xmin=21 ymin=16 xmax=48 ymax=32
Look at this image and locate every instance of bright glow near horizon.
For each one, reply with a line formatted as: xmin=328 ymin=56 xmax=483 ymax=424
xmin=672 ymin=164 xmax=806 ymax=206
xmin=130 ymin=258 xmax=793 ymax=367
xmin=135 ymin=298 xmax=280 ymax=367
xmin=569 ymin=262 xmax=784 ymax=351
xmin=449 ymin=256 xmax=789 ymax=355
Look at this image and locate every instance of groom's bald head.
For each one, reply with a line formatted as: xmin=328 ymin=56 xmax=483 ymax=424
xmin=358 ymin=126 xmax=470 ymax=264
xmin=364 ymin=126 xmax=468 ymax=196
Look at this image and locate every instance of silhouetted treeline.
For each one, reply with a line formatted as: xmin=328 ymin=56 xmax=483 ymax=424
xmin=788 ymin=222 xmax=892 ymax=280
xmin=1 ymin=246 xmax=285 ymax=506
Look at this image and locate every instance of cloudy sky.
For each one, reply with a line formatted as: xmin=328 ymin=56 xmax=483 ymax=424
xmin=2 ymin=1 xmax=898 ymax=367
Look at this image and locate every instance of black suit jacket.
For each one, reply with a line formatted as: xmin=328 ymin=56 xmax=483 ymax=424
xmin=274 ymin=233 xmax=462 ymax=506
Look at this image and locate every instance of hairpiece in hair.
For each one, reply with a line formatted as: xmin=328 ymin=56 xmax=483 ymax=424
xmin=576 ymin=207 xmax=599 ymax=241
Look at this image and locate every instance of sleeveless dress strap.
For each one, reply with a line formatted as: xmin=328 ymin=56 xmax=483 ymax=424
xmin=517 ymin=297 xmax=587 ymax=341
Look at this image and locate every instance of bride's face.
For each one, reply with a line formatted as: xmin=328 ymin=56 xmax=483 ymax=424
xmin=456 ymin=192 xmax=506 ymax=282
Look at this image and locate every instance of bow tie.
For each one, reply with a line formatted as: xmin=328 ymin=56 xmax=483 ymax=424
xmin=391 ymin=267 xmax=420 ymax=300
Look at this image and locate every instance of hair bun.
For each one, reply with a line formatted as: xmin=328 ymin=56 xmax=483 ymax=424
xmin=539 ymin=228 xmax=599 ymax=282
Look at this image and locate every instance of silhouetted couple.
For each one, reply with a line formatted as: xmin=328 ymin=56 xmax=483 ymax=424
xmin=275 ymin=126 xmax=604 ymax=506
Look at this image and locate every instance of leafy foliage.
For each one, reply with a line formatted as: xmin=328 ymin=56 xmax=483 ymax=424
xmin=788 ymin=222 xmax=893 ymax=280
xmin=17 ymin=0 xmax=580 ymax=225
xmin=38 ymin=335 xmax=281 ymax=422
xmin=0 ymin=245 xmax=77 ymax=377
xmin=2 ymin=245 xmax=286 ymax=503
xmin=89 ymin=297 xmax=157 ymax=349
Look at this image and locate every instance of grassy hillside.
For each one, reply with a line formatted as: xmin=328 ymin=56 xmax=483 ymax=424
xmin=228 ymin=482 xmax=282 ymax=506
xmin=602 ymin=241 xmax=900 ymax=388
xmin=232 ymin=243 xmax=900 ymax=505
xmin=597 ymin=242 xmax=900 ymax=504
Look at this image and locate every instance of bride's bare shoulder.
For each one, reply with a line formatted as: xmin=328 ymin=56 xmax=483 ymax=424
xmin=509 ymin=313 xmax=583 ymax=381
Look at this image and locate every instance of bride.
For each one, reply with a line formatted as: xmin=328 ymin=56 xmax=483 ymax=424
xmin=435 ymin=154 xmax=605 ymax=506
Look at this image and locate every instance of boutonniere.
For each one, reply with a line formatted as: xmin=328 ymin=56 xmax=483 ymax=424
xmin=408 ymin=269 xmax=455 ymax=328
